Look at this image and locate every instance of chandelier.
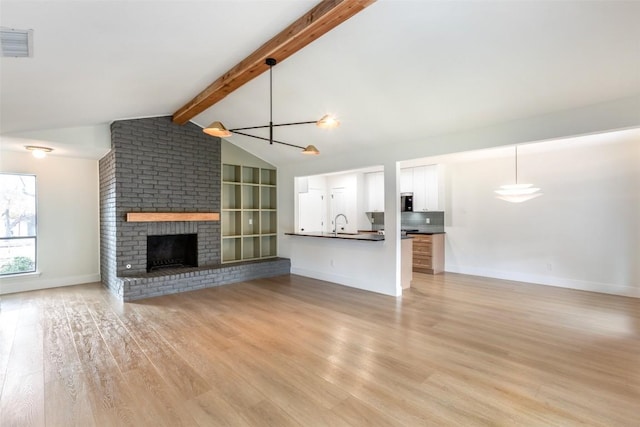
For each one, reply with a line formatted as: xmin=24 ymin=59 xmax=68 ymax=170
xmin=202 ymin=58 xmax=339 ymax=155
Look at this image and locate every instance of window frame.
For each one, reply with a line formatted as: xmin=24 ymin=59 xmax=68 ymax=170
xmin=0 ymin=173 xmax=38 ymax=276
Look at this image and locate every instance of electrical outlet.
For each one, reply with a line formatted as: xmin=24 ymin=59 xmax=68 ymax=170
xmin=249 ymin=218 xmax=253 ymax=225
xmin=425 ymin=218 xmax=430 ymax=224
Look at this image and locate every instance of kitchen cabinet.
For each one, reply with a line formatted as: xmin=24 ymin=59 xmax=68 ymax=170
xmin=413 ymin=165 xmax=439 ymax=211
xmin=222 ymin=164 xmax=277 ymax=263
xmin=401 ymin=165 xmax=439 ymax=211
xmin=364 ymin=171 xmax=384 ymax=212
xmin=409 ymin=233 xmax=444 ymax=274
xmin=400 ymin=169 xmax=413 ymax=193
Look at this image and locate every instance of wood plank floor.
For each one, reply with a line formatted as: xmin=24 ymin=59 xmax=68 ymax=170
xmin=1 ymin=273 xmax=639 ymax=426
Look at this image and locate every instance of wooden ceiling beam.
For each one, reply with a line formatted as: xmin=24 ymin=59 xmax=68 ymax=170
xmin=172 ymin=0 xmax=376 ymax=125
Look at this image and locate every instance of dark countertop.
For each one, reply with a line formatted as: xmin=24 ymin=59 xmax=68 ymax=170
xmin=285 ymin=232 xmax=385 ymax=241
xmin=406 ymin=231 xmax=446 ymax=235
xmin=285 ymin=232 xmax=416 ymax=241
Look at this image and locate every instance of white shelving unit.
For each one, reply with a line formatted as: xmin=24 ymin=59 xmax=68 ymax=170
xmin=222 ymin=164 xmax=277 ymax=263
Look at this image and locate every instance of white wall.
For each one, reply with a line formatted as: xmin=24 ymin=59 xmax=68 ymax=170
xmin=277 ymin=96 xmax=640 ymax=297
xmin=222 ymin=139 xmax=275 ymax=169
xmin=0 ymin=151 xmax=100 ymax=294
xmin=444 ymin=132 xmax=640 ymax=297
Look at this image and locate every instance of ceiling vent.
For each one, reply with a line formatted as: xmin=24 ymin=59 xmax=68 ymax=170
xmin=1 ymin=28 xmax=33 ymax=58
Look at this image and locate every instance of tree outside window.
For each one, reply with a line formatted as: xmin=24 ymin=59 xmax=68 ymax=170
xmin=0 ymin=174 xmax=37 ymax=275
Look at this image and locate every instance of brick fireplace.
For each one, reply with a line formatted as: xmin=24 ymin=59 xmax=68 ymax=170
xmin=99 ymin=116 xmax=289 ymax=301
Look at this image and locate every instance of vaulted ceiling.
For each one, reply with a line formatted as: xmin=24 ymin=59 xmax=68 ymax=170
xmin=1 ymin=0 xmax=639 ymax=166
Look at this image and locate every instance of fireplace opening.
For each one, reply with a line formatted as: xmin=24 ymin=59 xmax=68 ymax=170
xmin=147 ymin=234 xmax=197 ymax=272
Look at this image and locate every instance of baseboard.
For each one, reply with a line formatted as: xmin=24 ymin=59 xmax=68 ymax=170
xmin=291 ymin=267 xmax=399 ymax=296
xmin=0 ymin=273 xmax=101 ymax=295
xmin=445 ymin=264 xmax=640 ymax=298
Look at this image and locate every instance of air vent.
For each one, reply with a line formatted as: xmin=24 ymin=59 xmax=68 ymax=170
xmin=1 ymin=28 xmax=33 ymax=58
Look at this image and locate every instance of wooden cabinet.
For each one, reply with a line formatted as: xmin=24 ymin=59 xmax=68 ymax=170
xmin=409 ymin=233 xmax=444 ymax=274
xmin=222 ymin=164 xmax=277 ymax=263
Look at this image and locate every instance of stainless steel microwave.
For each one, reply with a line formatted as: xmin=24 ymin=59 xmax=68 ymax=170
xmin=401 ymin=192 xmax=413 ymax=212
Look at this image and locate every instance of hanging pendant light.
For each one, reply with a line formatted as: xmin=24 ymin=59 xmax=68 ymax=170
xmin=302 ymin=145 xmax=320 ymax=155
xmin=203 ymin=121 xmax=232 ymax=137
xmin=316 ymin=114 xmax=340 ymax=129
xmin=202 ymin=58 xmax=340 ymax=155
xmin=495 ymin=146 xmax=542 ymax=203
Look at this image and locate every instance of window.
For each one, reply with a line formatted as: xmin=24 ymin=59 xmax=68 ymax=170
xmin=0 ymin=173 xmax=37 ymax=275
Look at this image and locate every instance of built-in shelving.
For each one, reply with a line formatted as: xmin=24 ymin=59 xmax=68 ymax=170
xmin=221 ymin=164 xmax=277 ymax=263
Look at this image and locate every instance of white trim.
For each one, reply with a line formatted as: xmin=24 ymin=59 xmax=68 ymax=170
xmin=0 ymin=273 xmax=100 ymax=295
xmin=445 ymin=265 xmax=640 ymax=299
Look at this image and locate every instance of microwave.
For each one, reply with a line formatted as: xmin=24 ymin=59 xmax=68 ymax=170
xmin=401 ymin=192 xmax=413 ymax=212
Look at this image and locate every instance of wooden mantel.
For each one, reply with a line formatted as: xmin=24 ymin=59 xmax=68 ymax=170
xmin=126 ymin=212 xmax=220 ymax=222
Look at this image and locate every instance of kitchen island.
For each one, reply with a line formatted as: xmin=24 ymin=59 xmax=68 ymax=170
xmin=285 ymin=231 xmax=414 ymax=289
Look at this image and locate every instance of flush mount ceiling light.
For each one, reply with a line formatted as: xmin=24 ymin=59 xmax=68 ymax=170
xmin=25 ymin=145 xmax=53 ymax=159
xmin=495 ymin=146 xmax=542 ymax=203
xmin=1 ymin=27 xmax=33 ymax=58
xmin=203 ymin=58 xmax=339 ymax=155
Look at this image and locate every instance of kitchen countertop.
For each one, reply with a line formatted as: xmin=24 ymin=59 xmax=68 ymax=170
xmin=285 ymin=232 xmax=384 ymax=241
xmin=285 ymin=232 xmax=416 ymax=241
xmin=405 ymin=231 xmax=446 ymax=235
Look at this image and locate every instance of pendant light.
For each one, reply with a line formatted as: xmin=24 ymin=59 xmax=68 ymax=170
xmin=202 ymin=121 xmax=231 ymax=138
xmin=495 ymin=146 xmax=542 ymax=203
xmin=203 ymin=58 xmax=338 ymax=155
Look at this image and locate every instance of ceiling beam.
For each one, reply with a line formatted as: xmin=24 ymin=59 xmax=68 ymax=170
xmin=172 ymin=0 xmax=376 ymax=125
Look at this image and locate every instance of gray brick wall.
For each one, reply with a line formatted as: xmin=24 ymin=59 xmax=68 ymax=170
xmin=99 ymin=150 xmax=120 ymax=297
xmin=99 ymin=116 xmax=289 ymax=301
xmin=109 ymin=116 xmax=221 ymax=277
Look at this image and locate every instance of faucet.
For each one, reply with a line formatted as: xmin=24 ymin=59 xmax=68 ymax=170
xmin=334 ymin=213 xmax=348 ymax=236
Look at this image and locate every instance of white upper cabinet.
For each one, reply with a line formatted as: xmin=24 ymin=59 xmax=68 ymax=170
xmin=400 ymin=168 xmax=413 ymax=193
xmin=401 ymin=165 xmax=440 ymax=211
xmin=364 ymin=171 xmax=384 ymax=212
xmin=412 ymin=166 xmax=427 ymax=211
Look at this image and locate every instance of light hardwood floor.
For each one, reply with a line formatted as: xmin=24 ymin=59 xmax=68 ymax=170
xmin=1 ymin=273 xmax=639 ymax=426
